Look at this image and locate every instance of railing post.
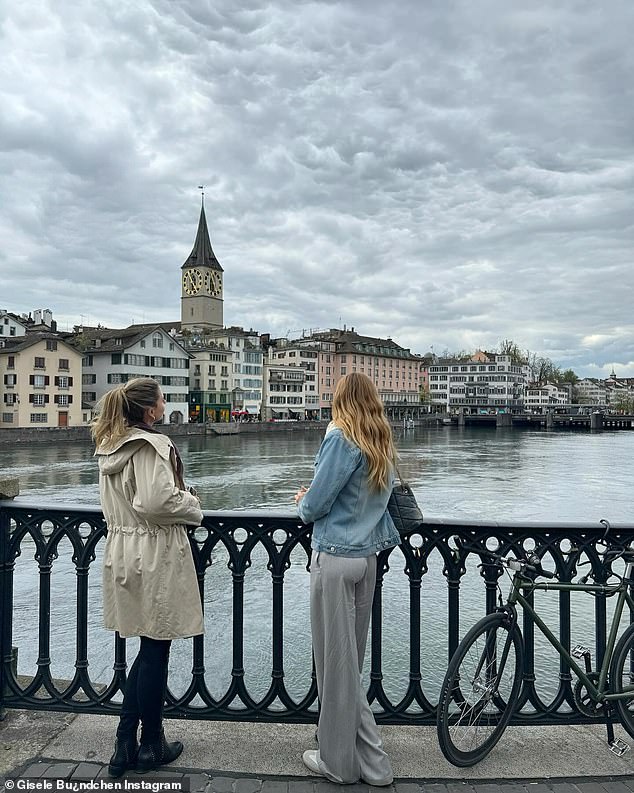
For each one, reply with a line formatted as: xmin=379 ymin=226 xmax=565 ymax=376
xmin=0 ymin=502 xmax=7 ymax=719
xmin=0 ymin=479 xmax=19 ymax=720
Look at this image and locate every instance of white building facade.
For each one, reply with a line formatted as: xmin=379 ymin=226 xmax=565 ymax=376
xmin=524 ymin=383 xmax=568 ymax=411
xmin=187 ymin=344 xmax=234 ymax=423
xmin=78 ymin=326 xmax=191 ymax=423
xmin=576 ymin=378 xmax=609 ymax=406
xmin=266 ymin=342 xmax=320 ymax=419
xmin=204 ymin=327 xmax=263 ymax=417
xmin=0 ymin=311 xmax=28 ymax=340
xmin=261 ymin=360 xmax=307 ymax=420
xmin=428 ymin=351 xmax=529 ymax=413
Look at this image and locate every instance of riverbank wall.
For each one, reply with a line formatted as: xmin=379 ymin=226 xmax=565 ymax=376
xmin=0 ymin=416 xmax=443 ymax=444
xmin=0 ymin=422 xmax=327 ymax=445
xmin=0 ymin=423 xmax=206 ymax=444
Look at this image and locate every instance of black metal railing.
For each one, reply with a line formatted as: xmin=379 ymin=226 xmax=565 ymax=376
xmin=2 ymin=499 xmax=634 ymax=725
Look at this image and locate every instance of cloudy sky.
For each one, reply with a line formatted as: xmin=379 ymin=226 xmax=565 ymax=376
xmin=1 ymin=0 xmax=633 ymax=377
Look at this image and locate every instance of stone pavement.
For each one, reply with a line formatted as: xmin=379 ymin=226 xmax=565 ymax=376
xmin=3 ymin=759 xmax=634 ymax=793
xmin=1 ymin=711 xmax=634 ymax=793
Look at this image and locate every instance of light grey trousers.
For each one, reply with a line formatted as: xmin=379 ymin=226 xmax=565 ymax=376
xmin=310 ymin=550 xmax=393 ymax=784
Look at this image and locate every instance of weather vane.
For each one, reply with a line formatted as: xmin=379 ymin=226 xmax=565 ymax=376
xmin=198 ymin=184 xmax=205 ymax=204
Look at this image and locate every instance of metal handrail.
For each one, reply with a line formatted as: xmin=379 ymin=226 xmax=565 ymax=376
xmin=2 ymin=499 xmax=634 ymax=725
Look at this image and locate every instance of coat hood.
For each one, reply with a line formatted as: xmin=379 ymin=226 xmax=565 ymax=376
xmin=96 ymin=428 xmax=172 ymax=476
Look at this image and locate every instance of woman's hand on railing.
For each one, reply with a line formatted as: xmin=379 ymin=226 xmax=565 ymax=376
xmin=294 ymin=485 xmax=308 ymax=505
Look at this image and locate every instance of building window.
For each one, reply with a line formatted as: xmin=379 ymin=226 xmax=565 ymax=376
xmin=33 ymin=375 xmax=46 ymax=388
xmin=82 ymin=392 xmax=97 ymax=402
xmin=140 ymin=340 xmax=146 ymax=348
xmin=34 ymin=357 xmax=45 ymax=369
xmin=30 ymin=413 xmax=48 ymax=423
xmin=153 ymin=333 xmax=163 ymax=348
xmin=59 ymin=358 xmax=69 ymax=370
xmin=57 ymin=376 xmax=70 ymax=389
xmin=31 ymin=393 xmax=46 ymax=406
xmin=46 ymin=340 xmax=58 ymax=351
xmin=82 ymin=374 xmax=97 ymax=384
xmin=57 ymin=394 xmax=69 ymax=407
xmin=2 ymin=413 xmax=14 ymax=423
xmin=125 ymin=354 xmax=147 ymax=366
xmin=111 ymin=353 xmax=122 ymax=365
xmin=7 ymin=356 xmax=15 ymax=369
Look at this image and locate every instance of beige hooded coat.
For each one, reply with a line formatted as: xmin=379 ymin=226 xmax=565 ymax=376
xmin=97 ymin=428 xmax=204 ymax=640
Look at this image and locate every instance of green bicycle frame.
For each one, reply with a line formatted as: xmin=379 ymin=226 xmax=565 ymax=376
xmin=506 ymin=560 xmax=634 ymax=703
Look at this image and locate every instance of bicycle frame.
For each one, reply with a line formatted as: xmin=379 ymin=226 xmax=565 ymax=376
xmin=505 ymin=560 xmax=634 ymax=704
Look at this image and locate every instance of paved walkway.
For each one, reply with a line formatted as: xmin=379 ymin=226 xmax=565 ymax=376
xmin=4 ymin=759 xmax=634 ymax=793
xmin=2 ymin=711 xmax=634 ymax=793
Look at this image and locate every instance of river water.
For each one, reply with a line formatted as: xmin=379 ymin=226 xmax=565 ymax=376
xmin=4 ymin=426 xmax=634 ymax=708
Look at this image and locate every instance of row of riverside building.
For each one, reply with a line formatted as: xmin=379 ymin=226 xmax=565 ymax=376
xmin=2 ymin=205 xmax=633 ymax=429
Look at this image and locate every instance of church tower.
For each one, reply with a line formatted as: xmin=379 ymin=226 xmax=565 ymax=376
xmin=180 ymin=200 xmax=224 ymax=331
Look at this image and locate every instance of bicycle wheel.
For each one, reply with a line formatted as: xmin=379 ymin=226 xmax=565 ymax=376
xmin=610 ymin=622 xmax=634 ymax=740
xmin=437 ymin=612 xmax=524 ymax=767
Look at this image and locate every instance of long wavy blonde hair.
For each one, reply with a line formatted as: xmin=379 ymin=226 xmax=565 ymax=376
xmin=91 ymin=377 xmax=161 ymax=449
xmin=332 ymin=372 xmax=396 ymax=491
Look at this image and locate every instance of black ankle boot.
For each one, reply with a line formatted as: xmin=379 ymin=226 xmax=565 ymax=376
xmin=136 ymin=731 xmax=183 ymax=774
xmin=108 ymin=737 xmax=139 ymax=777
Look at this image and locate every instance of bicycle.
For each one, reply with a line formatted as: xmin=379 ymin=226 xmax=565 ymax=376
xmin=436 ymin=520 xmax=634 ymax=767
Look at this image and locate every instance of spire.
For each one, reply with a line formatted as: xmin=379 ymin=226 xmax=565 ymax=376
xmin=182 ymin=201 xmax=223 ymax=272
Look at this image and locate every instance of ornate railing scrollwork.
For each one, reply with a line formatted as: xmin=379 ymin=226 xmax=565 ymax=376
xmin=1 ymin=500 xmax=633 ymax=726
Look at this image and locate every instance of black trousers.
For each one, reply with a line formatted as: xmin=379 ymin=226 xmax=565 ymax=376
xmin=117 ymin=637 xmax=172 ymax=745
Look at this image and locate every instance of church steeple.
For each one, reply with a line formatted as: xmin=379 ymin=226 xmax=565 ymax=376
xmin=180 ymin=198 xmax=224 ymax=331
xmin=181 ymin=203 xmax=223 ymax=273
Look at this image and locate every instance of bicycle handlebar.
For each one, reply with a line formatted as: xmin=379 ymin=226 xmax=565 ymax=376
xmin=454 ymin=519 xmax=621 ymax=581
xmin=454 ymin=539 xmax=556 ymax=579
xmin=524 ymin=552 xmax=556 ymax=579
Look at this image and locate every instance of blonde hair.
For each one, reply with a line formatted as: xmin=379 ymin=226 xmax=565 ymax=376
xmin=332 ymin=372 xmax=396 ymax=491
xmin=91 ymin=377 xmax=161 ymax=449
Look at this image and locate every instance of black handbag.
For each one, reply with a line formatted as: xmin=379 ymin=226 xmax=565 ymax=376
xmin=387 ymin=470 xmax=423 ymax=536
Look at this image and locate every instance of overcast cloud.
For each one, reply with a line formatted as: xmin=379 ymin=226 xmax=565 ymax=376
xmin=1 ymin=0 xmax=633 ymax=376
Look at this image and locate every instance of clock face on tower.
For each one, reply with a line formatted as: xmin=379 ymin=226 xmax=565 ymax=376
xmin=204 ymin=271 xmax=222 ymax=296
xmin=183 ymin=268 xmax=203 ymax=295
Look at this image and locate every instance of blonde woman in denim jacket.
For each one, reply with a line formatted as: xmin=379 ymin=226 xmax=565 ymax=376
xmin=295 ymin=372 xmax=400 ymax=786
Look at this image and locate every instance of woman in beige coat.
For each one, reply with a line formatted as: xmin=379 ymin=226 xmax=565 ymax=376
xmin=91 ymin=377 xmax=203 ymax=777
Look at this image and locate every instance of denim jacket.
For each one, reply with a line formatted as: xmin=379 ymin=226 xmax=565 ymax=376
xmin=297 ymin=425 xmax=400 ymax=557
